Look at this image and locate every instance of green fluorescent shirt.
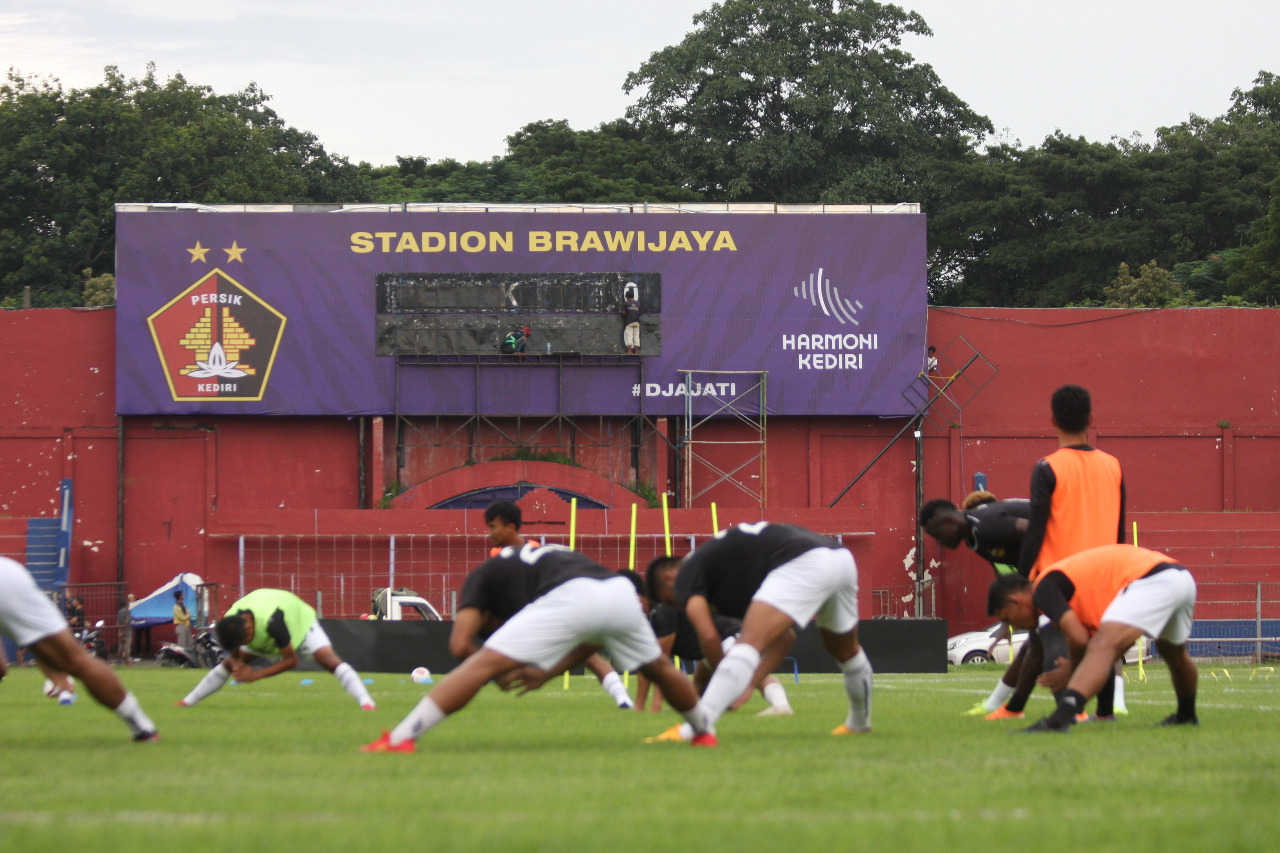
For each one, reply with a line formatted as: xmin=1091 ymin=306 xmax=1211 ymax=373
xmin=227 ymin=589 xmax=316 ymax=655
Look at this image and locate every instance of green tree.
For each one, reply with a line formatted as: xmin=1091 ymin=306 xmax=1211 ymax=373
xmin=930 ymin=72 xmax=1280 ymax=307
xmin=505 ymin=119 xmax=700 ymax=203
xmin=1225 ymin=172 xmax=1280 ymax=304
xmin=623 ymin=0 xmax=991 ymax=204
xmin=1173 ymin=250 xmax=1242 ymax=302
xmin=0 ymin=66 xmax=371 ymax=306
xmin=364 ymin=155 xmax=542 ymax=203
xmin=1103 ymin=260 xmax=1193 ymax=307
xmin=81 ymin=268 xmax=116 ymax=307
xmin=928 ymin=136 xmax=1153 ymax=306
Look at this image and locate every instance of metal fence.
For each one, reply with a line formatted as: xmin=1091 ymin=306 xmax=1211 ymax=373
xmin=870 ymin=581 xmax=936 ymax=620
xmin=234 ymin=530 xmax=876 ymax=620
xmin=59 ymin=581 xmax=129 ymax=659
xmin=1184 ymin=582 xmax=1280 ymax=663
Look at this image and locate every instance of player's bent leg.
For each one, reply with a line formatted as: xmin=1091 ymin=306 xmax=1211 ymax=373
xmin=35 ymin=658 xmax=75 ymax=701
xmin=33 ymin=630 xmax=157 ymax=740
xmin=640 ymin=656 xmax=712 ymax=745
xmin=1035 ymin=623 xmax=1142 ymax=731
xmin=585 ymin=653 xmax=613 ymax=680
xmin=697 ymin=643 xmax=761 ymax=727
xmin=756 ymin=629 xmax=795 ymax=685
xmin=586 ymin=653 xmax=633 ymax=708
xmin=700 ymin=601 xmax=795 ymax=727
xmin=314 ymin=646 xmax=377 ymax=710
xmin=823 ymin=626 xmax=872 ymax=735
xmin=735 ymin=600 xmax=801 ymax=654
xmin=368 ymin=648 xmax=523 ymax=752
xmin=34 ymin=630 xmax=125 ymax=708
xmin=431 ymin=648 xmax=520 ymax=715
xmin=1156 ymin=638 xmax=1199 ymax=725
xmin=179 ymin=659 xmax=232 ymax=706
xmin=1093 ymin=663 xmax=1118 ymax=718
xmin=1070 ymin=623 xmax=1143 ymax=701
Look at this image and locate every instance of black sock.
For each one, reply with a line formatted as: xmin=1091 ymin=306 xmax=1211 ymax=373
xmin=1049 ymin=689 xmax=1086 ymax=726
xmin=1095 ymin=675 xmax=1115 ymax=717
xmin=1177 ymin=695 xmax=1197 ymax=722
xmin=1005 ymin=694 xmax=1028 ymax=713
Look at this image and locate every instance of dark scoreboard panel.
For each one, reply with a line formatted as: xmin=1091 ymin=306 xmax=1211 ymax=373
xmin=375 ymin=272 xmax=661 ymax=356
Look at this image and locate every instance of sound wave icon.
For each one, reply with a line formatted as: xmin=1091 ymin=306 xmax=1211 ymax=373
xmin=793 ymin=268 xmax=860 ymax=325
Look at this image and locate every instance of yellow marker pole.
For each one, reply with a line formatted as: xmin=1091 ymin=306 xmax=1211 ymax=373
xmin=569 ymin=497 xmax=577 ymax=551
xmin=563 ymin=670 xmax=570 ymax=690
xmin=711 ymin=501 xmax=719 ymax=535
xmin=629 ymin=502 xmax=638 ymax=571
xmin=661 ymin=491 xmax=672 ymax=556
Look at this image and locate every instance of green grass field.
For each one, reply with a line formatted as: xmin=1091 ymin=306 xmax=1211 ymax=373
xmin=2 ymin=663 xmax=1277 ymax=852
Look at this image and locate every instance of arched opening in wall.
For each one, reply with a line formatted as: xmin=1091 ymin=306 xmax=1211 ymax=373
xmin=429 ymin=484 xmax=608 ymax=510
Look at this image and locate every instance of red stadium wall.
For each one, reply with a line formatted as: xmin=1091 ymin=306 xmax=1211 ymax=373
xmin=3 ymin=306 xmax=1278 ymax=635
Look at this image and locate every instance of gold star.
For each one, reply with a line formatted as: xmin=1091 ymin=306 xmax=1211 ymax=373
xmin=187 ymin=241 xmax=210 ymax=263
xmin=224 ymin=241 xmax=247 ymax=263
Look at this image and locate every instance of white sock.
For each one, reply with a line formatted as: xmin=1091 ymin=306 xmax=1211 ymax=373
xmin=182 ymin=664 xmax=231 ymax=706
xmin=762 ymin=680 xmax=792 ymax=712
xmin=600 ymin=671 xmax=632 ymax=708
xmin=984 ymin=680 xmax=1015 ymax=712
xmin=679 ymin=702 xmax=710 ymax=736
xmin=840 ymin=649 xmax=873 ymax=731
xmin=700 ymin=643 xmax=761 ymax=726
xmin=390 ymin=695 xmax=446 ymax=745
xmin=1114 ymin=674 xmax=1127 ymax=712
xmin=334 ymin=662 xmax=374 ymax=707
xmin=113 ymin=691 xmax=156 ymax=737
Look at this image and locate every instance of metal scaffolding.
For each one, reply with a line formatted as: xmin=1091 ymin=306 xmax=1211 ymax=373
xmin=678 ymin=369 xmax=767 ymax=509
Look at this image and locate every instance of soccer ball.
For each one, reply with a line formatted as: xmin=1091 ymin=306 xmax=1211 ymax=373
xmin=410 ymin=666 xmax=432 ymax=684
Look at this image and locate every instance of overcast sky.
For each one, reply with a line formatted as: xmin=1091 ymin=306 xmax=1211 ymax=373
xmin=3 ymin=1 xmax=1278 ymax=167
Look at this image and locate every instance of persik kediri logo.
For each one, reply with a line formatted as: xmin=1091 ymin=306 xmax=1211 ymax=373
xmin=147 ymin=269 xmax=286 ymax=402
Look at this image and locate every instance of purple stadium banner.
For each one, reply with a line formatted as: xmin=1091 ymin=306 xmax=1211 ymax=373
xmin=115 ymin=209 xmax=927 ymax=417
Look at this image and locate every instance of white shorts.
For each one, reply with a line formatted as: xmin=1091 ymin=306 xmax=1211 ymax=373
xmin=1101 ymin=568 xmax=1196 ymax=645
xmin=753 ymin=547 xmax=860 ymax=634
xmin=0 ymin=557 xmax=68 ymax=647
xmin=624 ymin=323 xmax=640 ymax=348
xmin=485 ymin=576 xmax=661 ymax=672
xmin=242 ymin=621 xmax=331 ymax=660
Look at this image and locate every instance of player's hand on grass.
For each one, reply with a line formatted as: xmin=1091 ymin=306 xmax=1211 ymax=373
xmin=1036 ymin=656 xmax=1072 ymax=692
xmin=507 ymin=665 xmax=553 ymax=696
xmin=230 ymin=661 xmax=260 ymax=683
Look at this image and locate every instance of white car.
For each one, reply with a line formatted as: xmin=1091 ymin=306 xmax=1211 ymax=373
xmin=948 ymin=622 xmax=1028 ymax=666
xmin=947 ymin=622 xmax=1153 ymax=666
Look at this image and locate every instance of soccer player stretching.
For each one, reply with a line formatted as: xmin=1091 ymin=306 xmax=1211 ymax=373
xmin=988 ymin=544 xmax=1198 ymax=732
xmin=647 ymin=522 xmax=871 ymax=745
xmin=362 ymin=545 xmax=712 ymax=752
xmin=0 ymin=556 xmax=158 ymax=741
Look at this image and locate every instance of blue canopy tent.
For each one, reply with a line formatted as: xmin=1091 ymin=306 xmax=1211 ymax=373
xmin=129 ymin=573 xmax=204 ymax=627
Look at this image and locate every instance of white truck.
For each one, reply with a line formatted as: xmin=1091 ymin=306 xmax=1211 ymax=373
xmin=370 ymin=587 xmax=444 ymax=621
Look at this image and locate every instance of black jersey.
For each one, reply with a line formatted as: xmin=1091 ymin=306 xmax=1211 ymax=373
xmin=649 ymin=603 xmax=741 ymax=661
xmin=965 ymin=499 xmax=1030 ymax=574
xmin=458 ymin=544 xmax=616 ymax=621
xmin=674 ymin=522 xmax=844 ymax=619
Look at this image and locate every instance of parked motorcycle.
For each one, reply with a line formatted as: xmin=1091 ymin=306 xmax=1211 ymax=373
xmin=195 ymin=630 xmax=225 ymax=668
xmin=157 ymin=629 xmax=224 ymax=668
xmin=75 ymin=620 xmax=108 ymax=660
